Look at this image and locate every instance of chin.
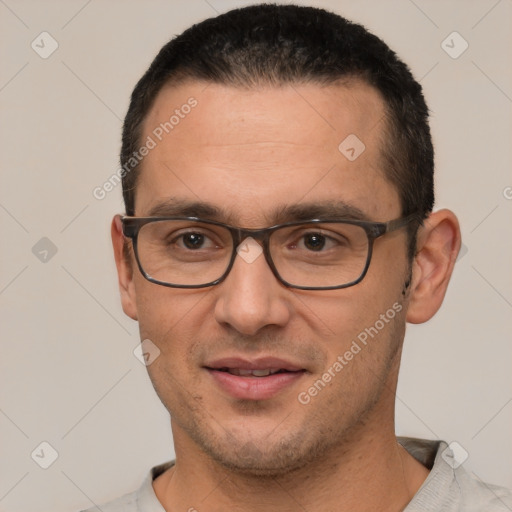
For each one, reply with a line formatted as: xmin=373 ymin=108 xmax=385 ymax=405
xmin=211 ymin=446 xmax=310 ymax=478
xmin=193 ymin=424 xmax=330 ymax=478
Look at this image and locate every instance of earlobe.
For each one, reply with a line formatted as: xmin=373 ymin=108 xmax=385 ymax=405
xmin=111 ymin=215 xmax=138 ymax=321
xmin=406 ymin=209 xmax=461 ymax=324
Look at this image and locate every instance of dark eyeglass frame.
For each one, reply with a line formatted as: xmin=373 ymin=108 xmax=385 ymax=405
xmin=121 ymin=213 xmax=421 ymax=291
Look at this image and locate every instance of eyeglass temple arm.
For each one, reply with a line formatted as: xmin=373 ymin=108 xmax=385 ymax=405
xmin=385 ymin=213 xmax=422 ymax=234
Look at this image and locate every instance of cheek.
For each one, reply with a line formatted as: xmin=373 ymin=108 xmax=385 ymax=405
xmin=136 ymin=287 xmax=213 ymax=409
xmin=133 ymin=278 xmax=211 ymax=361
xmin=313 ymin=297 xmax=405 ymax=392
xmin=295 ymin=282 xmax=402 ymax=345
xmin=292 ymin=262 xmax=407 ymax=394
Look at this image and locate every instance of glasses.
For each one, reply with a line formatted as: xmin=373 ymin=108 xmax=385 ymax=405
xmin=121 ymin=213 xmax=420 ymax=290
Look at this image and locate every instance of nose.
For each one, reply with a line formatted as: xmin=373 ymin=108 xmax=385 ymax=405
xmin=214 ymin=237 xmax=291 ymax=335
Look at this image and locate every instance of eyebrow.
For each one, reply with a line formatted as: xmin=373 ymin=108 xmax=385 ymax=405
xmin=271 ymin=202 xmax=370 ymax=223
xmin=143 ymin=198 xmax=371 ymax=225
xmin=146 ymin=198 xmax=224 ymax=219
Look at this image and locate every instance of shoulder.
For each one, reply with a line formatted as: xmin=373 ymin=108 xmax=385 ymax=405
xmin=399 ymin=437 xmax=512 ymax=511
xmin=455 ymin=468 xmax=512 ymax=511
xmin=77 ymin=461 xmax=174 ymax=512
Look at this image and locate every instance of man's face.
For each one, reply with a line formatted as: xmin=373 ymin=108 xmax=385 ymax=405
xmin=125 ymin=80 xmax=411 ymax=475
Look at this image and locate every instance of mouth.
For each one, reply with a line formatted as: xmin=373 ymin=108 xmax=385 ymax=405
xmin=212 ymin=367 xmax=298 ymax=377
xmin=204 ymin=357 xmax=307 ymax=400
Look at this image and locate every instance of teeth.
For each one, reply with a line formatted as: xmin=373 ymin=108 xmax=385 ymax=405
xmin=252 ymin=369 xmax=271 ymax=377
xmin=225 ymin=368 xmax=283 ymax=377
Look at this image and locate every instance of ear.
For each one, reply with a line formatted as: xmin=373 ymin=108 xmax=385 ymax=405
xmin=111 ymin=215 xmax=138 ymax=321
xmin=406 ymin=209 xmax=461 ymax=324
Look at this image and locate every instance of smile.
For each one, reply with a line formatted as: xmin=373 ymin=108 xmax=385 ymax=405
xmin=204 ymin=357 xmax=307 ymax=400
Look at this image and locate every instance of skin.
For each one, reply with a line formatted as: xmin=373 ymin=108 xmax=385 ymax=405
xmin=112 ymin=80 xmax=461 ymax=511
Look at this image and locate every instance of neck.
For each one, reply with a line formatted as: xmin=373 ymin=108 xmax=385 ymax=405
xmin=154 ymin=408 xmax=429 ymax=512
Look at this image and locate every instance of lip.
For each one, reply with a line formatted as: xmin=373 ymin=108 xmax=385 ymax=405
xmin=204 ymin=356 xmax=306 ymax=400
xmin=205 ymin=356 xmax=304 ymax=372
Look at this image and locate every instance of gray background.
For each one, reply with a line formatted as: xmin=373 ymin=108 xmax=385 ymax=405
xmin=0 ymin=1 xmax=511 ymax=511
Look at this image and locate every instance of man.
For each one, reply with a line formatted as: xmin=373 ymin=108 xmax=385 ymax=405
xmin=86 ymin=4 xmax=511 ymax=511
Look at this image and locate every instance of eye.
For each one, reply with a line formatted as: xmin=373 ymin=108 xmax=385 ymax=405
xmin=296 ymin=231 xmax=341 ymax=252
xmin=302 ymin=233 xmax=327 ymax=251
xmin=179 ymin=232 xmax=208 ymax=250
xmin=172 ymin=231 xmax=221 ymax=250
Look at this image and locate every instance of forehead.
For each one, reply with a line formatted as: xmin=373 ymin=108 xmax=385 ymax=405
xmin=137 ymin=80 xmax=399 ymax=223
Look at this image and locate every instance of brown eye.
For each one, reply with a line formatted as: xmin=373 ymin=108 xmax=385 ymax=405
xmin=181 ymin=233 xmax=206 ymax=249
xmin=303 ymin=233 xmax=326 ymax=251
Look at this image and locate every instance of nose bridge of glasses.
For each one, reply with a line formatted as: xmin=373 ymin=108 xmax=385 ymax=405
xmin=236 ymin=225 xmax=270 ymax=239
xmin=231 ymin=227 xmax=279 ymax=279
xmin=231 ymin=226 xmax=270 ymax=251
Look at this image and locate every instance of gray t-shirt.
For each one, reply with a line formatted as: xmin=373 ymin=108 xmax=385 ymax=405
xmin=81 ymin=438 xmax=512 ymax=511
